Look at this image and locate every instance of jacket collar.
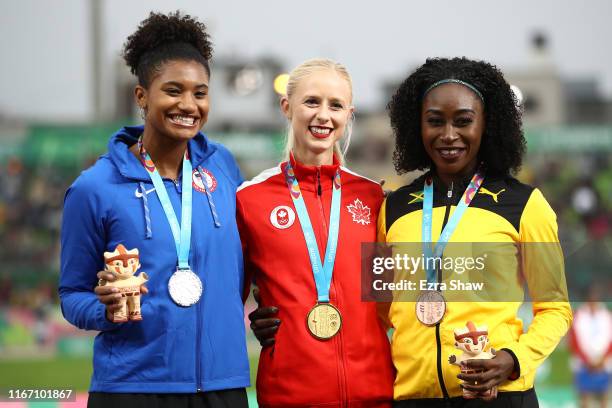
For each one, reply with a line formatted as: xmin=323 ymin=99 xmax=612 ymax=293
xmin=108 ymin=125 xmax=217 ymax=181
xmin=282 ymin=152 xmax=340 ymax=193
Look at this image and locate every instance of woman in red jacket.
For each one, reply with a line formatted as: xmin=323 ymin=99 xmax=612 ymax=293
xmin=237 ymin=58 xmax=394 ymax=407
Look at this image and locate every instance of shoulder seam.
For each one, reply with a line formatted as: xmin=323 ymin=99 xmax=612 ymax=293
xmin=237 ymin=165 xmax=282 ymax=192
xmin=340 ymin=166 xmax=378 ymax=185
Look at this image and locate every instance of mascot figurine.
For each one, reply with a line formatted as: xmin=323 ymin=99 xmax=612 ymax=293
xmin=99 ymin=244 xmax=148 ymax=322
xmin=449 ymin=321 xmax=497 ymax=399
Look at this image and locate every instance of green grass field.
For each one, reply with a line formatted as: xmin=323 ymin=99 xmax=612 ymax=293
xmin=0 ymin=355 xmax=260 ymax=406
xmin=0 ymin=357 xmax=92 ymax=391
xmin=0 ymin=355 xmax=261 ymax=392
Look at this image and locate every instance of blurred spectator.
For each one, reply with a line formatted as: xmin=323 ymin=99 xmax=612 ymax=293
xmin=569 ymin=286 xmax=612 ymax=408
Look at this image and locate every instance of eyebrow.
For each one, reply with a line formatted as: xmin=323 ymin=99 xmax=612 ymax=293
xmin=302 ymin=95 xmax=348 ymax=104
xmin=425 ymin=108 xmax=476 ymax=114
xmin=163 ymin=81 xmax=209 ymax=89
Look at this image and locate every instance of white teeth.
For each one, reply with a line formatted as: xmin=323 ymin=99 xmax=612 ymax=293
xmin=310 ymin=127 xmax=331 ymax=135
xmin=171 ymin=115 xmax=196 ymax=125
xmin=440 ymin=149 xmax=460 ymax=155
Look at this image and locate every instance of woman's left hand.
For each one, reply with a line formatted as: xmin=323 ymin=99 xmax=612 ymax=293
xmin=457 ymin=350 xmax=516 ymax=399
xmin=379 ymin=179 xmax=392 ymax=197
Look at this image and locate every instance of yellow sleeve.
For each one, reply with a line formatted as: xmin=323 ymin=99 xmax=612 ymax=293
xmin=500 ymin=188 xmax=572 ymax=379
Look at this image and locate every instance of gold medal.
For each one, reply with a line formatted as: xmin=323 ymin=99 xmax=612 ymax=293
xmin=415 ymin=290 xmax=446 ymax=326
xmin=306 ymin=303 xmax=342 ymax=340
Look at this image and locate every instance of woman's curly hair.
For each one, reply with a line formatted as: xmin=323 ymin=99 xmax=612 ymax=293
xmin=122 ymin=11 xmax=213 ymax=87
xmin=387 ymin=57 xmax=525 ymax=177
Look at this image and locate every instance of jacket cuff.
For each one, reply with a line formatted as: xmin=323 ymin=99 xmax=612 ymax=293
xmin=95 ymin=303 xmax=121 ymax=332
xmin=501 ymin=348 xmax=521 ymax=380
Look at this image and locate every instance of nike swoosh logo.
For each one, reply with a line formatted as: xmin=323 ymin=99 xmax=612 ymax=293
xmin=135 ymin=187 xmax=156 ymax=198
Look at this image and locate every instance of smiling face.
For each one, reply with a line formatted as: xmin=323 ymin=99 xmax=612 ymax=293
xmin=281 ymin=68 xmax=353 ymax=166
xmin=136 ymin=59 xmax=209 ymax=143
xmin=421 ymin=83 xmax=484 ymax=183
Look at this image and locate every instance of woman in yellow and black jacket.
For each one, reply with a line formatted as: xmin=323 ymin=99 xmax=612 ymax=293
xmin=381 ymin=57 xmax=572 ymax=407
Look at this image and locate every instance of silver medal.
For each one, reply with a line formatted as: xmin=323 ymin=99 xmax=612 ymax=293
xmin=168 ymin=269 xmax=202 ymax=307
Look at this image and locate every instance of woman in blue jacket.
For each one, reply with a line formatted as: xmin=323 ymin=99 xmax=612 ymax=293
xmin=59 ymin=11 xmax=249 ymax=408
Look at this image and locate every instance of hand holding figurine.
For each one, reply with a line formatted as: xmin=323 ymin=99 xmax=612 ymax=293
xmin=458 ymin=350 xmax=515 ymax=400
xmin=449 ymin=321 xmax=512 ymax=400
xmin=95 ymin=270 xmax=148 ymax=322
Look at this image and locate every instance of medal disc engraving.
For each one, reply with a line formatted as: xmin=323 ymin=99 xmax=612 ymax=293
xmin=168 ymin=269 xmax=202 ymax=307
xmin=306 ymin=303 xmax=342 ymax=340
xmin=415 ymin=290 xmax=446 ymax=326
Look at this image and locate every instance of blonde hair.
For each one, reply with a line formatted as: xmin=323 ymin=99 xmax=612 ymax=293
xmin=282 ymin=58 xmax=354 ymax=164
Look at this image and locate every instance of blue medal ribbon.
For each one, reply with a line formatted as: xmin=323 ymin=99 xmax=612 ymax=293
xmin=422 ymin=172 xmax=484 ymax=283
xmin=139 ymin=139 xmax=193 ymax=270
xmin=284 ymin=162 xmax=341 ymax=303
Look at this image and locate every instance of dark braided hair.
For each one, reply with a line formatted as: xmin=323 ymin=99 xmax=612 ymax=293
xmin=122 ymin=11 xmax=213 ymax=87
xmin=388 ymin=57 xmax=525 ymax=177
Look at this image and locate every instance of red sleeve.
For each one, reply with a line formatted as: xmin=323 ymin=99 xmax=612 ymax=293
xmin=237 ymin=192 xmax=253 ymax=303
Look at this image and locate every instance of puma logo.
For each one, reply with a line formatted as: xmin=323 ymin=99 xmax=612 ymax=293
xmin=408 ymin=192 xmax=424 ymax=204
xmin=478 ymin=187 xmax=505 ymax=203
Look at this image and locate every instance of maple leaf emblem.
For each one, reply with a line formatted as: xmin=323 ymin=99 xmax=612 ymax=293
xmin=346 ymin=199 xmax=371 ymax=225
xmin=278 ymin=210 xmax=287 ymax=218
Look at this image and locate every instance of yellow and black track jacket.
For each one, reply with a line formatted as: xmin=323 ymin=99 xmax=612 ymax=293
xmin=378 ymin=173 xmax=572 ymax=400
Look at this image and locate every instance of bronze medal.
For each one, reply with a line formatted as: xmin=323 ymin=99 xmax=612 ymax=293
xmin=306 ymin=303 xmax=342 ymax=340
xmin=415 ymin=290 xmax=446 ymax=326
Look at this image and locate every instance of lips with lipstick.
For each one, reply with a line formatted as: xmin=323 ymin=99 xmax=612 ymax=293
xmin=309 ymin=125 xmax=333 ymax=139
xmin=168 ymin=114 xmax=199 ymax=127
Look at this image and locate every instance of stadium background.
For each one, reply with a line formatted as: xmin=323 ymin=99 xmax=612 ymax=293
xmin=1 ymin=1 xmax=611 ymax=407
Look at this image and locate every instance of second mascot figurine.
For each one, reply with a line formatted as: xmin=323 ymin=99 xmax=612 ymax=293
xmin=449 ymin=321 xmax=497 ymax=399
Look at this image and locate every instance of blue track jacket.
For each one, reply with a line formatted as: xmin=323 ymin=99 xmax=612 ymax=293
xmin=59 ymin=126 xmax=250 ymax=393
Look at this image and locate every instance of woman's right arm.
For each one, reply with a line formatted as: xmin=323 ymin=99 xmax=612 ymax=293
xmin=58 ymin=179 xmax=118 ymax=332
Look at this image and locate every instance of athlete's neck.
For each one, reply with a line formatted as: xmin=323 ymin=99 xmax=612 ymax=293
xmin=133 ymin=128 xmax=188 ymax=180
xmin=434 ymin=162 xmax=478 ymax=189
xmin=292 ymin=147 xmax=333 ymax=167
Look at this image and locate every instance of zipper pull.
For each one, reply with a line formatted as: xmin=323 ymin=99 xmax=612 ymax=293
xmin=317 ymin=170 xmax=322 ymax=196
xmin=447 ymin=181 xmax=453 ymax=199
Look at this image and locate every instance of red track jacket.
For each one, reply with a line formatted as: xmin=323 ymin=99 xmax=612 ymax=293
xmin=237 ymin=155 xmax=394 ymax=407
